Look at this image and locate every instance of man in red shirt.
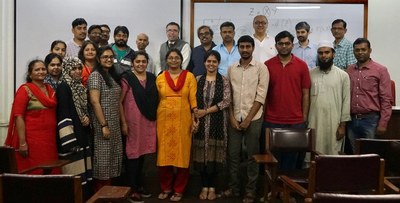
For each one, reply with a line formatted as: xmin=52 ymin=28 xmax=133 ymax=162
xmin=346 ymin=38 xmax=392 ymax=153
xmin=264 ymin=31 xmax=311 ymax=170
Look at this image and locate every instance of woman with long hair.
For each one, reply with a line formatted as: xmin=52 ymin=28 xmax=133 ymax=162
xmin=78 ymin=40 xmax=98 ymax=86
xmin=44 ymin=53 xmax=63 ymax=90
xmin=87 ymin=46 xmax=123 ymax=192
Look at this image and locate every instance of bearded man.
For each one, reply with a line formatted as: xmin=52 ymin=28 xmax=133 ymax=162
xmin=308 ymin=40 xmax=351 ymax=155
xmin=111 ymin=26 xmax=135 ymax=75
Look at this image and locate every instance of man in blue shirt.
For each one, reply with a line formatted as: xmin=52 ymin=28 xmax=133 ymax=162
xmin=292 ymin=21 xmax=318 ymax=69
xmin=189 ymin=25 xmax=216 ymax=76
xmin=212 ymin=21 xmax=240 ymax=76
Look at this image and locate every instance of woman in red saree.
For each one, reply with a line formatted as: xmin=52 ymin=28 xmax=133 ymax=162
xmin=5 ymin=59 xmax=59 ymax=174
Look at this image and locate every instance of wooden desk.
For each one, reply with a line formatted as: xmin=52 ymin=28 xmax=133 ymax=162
xmin=383 ymin=106 xmax=400 ymax=139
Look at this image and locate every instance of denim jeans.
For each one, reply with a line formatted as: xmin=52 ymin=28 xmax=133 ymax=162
xmin=347 ymin=114 xmax=379 ymax=153
xmin=262 ymin=121 xmax=307 ymax=170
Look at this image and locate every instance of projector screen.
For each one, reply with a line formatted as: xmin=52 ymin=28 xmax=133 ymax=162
xmin=15 ymin=0 xmax=182 ymax=88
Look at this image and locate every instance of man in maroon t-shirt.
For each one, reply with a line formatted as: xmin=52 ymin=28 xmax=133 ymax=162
xmin=264 ymin=30 xmax=311 ymax=170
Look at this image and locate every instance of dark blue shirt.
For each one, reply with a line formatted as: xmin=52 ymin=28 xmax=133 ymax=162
xmin=189 ymin=42 xmax=216 ymax=76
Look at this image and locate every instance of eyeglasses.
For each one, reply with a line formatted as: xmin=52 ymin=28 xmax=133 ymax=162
xmin=331 ymin=27 xmax=345 ymax=31
xmin=167 ymin=56 xmax=181 ymax=61
xmin=100 ymin=55 xmax=114 ymax=60
xmin=277 ymin=42 xmax=292 ymax=47
xmin=254 ymin=21 xmax=267 ymax=26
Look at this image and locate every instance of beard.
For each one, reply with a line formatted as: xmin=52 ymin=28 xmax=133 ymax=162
xmin=116 ymin=40 xmax=127 ymax=47
xmin=318 ymin=58 xmax=334 ymax=71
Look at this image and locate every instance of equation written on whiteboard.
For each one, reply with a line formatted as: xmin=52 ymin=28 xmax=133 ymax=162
xmin=249 ymin=6 xmax=278 ymax=17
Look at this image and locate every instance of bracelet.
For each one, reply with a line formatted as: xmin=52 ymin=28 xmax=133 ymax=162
xmin=101 ymin=123 xmax=108 ymax=128
xmin=20 ymin=143 xmax=27 ymax=147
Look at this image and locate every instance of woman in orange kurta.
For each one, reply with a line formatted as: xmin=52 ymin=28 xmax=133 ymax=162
xmin=5 ymin=59 xmax=59 ymax=174
xmin=156 ymin=48 xmax=198 ymax=201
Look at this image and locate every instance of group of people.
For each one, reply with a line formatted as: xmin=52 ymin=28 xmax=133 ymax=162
xmin=5 ymin=15 xmax=392 ymax=203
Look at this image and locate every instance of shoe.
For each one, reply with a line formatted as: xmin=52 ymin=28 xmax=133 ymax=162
xmin=130 ymin=192 xmax=144 ymax=203
xmin=207 ymin=187 xmax=217 ymax=200
xmin=220 ymin=188 xmax=240 ymax=198
xmin=138 ymin=187 xmax=152 ymax=198
xmin=199 ymin=187 xmax=208 ymax=200
xmin=243 ymin=193 xmax=255 ymax=203
xmin=170 ymin=193 xmax=183 ymax=202
xmin=158 ymin=191 xmax=172 ymax=200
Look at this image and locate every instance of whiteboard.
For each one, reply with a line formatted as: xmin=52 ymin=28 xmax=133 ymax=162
xmin=15 ymin=0 xmax=181 ymax=87
xmin=193 ymin=3 xmax=364 ymax=47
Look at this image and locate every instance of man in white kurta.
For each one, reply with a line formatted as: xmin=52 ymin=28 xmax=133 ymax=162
xmin=308 ymin=41 xmax=351 ymax=155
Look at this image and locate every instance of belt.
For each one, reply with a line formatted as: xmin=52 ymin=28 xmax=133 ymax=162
xmin=351 ymin=112 xmax=379 ymax=119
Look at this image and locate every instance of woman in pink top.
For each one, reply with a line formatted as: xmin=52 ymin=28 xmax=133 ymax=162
xmin=120 ymin=51 xmax=158 ymax=202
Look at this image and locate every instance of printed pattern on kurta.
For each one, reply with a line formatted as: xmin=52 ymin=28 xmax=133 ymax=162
xmin=156 ymin=71 xmax=197 ymax=168
xmin=88 ymin=71 xmax=122 ymax=179
xmin=121 ymin=78 xmax=156 ymax=159
xmin=308 ymin=66 xmax=351 ymax=155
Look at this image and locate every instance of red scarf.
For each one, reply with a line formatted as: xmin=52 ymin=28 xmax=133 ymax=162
xmin=164 ymin=70 xmax=188 ymax=92
xmin=5 ymin=83 xmax=57 ymax=148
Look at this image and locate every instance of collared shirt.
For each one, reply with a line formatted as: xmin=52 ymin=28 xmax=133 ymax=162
xmin=292 ymin=41 xmax=318 ymax=69
xmin=333 ymin=37 xmax=357 ymax=70
xmin=212 ymin=42 xmax=240 ymax=77
xmin=252 ymin=34 xmax=277 ymax=64
xmin=264 ymin=54 xmax=311 ymax=124
xmin=190 ymin=42 xmax=216 ymax=76
xmin=228 ymin=58 xmax=269 ymax=121
xmin=347 ymin=59 xmax=392 ymax=128
xmin=65 ymin=40 xmax=81 ymax=58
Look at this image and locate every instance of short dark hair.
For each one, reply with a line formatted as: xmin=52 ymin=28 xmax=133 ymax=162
xmin=295 ymin=21 xmax=311 ymax=32
xmin=332 ymin=19 xmax=347 ymax=28
xmin=275 ymin=30 xmax=294 ymax=43
xmin=44 ymin=53 xmax=62 ymax=69
xmin=220 ymin=21 xmax=235 ymax=31
xmin=166 ymin=22 xmax=180 ymax=30
xmin=88 ymin=24 xmax=102 ymax=34
xmin=72 ymin=18 xmax=87 ymax=28
xmin=353 ymin=37 xmax=371 ymax=48
xmin=132 ymin=50 xmax=149 ymax=62
xmin=203 ymin=50 xmax=221 ymax=63
xmin=197 ymin=25 xmax=214 ymax=37
xmin=238 ymin=35 xmax=255 ymax=47
xmin=114 ymin=26 xmax=129 ymax=37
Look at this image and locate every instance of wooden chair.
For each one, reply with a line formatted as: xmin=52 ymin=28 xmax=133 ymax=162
xmin=0 ymin=146 xmax=69 ymax=174
xmin=355 ymin=138 xmax=400 ymax=193
xmin=0 ymin=173 xmax=131 ymax=203
xmin=280 ymin=154 xmax=385 ymax=203
xmin=391 ymin=80 xmax=396 ymax=106
xmin=313 ymin=192 xmax=400 ymax=203
xmin=253 ymin=128 xmax=320 ymax=203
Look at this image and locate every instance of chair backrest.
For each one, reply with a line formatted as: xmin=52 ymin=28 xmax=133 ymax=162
xmin=391 ymin=80 xmax=396 ymax=106
xmin=310 ymin=154 xmax=384 ymax=194
xmin=268 ymin=128 xmax=314 ymax=152
xmin=314 ymin=193 xmax=400 ymax=203
xmin=356 ymin=139 xmax=400 ymax=177
xmin=0 ymin=173 xmax=83 ymax=203
xmin=0 ymin=146 xmax=18 ymax=174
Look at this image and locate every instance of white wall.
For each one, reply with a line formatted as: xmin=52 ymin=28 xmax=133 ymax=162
xmin=1 ymin=0 xmax=399 ymax=143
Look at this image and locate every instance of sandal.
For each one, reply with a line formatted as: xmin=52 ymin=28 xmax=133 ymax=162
xmin=170 ymin=193 xmax=183 ymax=202
xmin=199 ymin=187 xmax=208 ymax=200
xmin=220 ymin=188 xmax=239 ymax=198
xmin=158 ymin=191 xmax=172 ymax=200
xmin=207 ymin=187 xmax=217 ymax=200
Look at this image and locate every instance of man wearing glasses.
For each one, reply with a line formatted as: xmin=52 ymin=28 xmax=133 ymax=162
xmin=189 ymin=25 xmax=216 ymax=76
xmin=157 ymin=22 xmax=191 ymax=74
xmin=252 ymin=15 xmax=276 ymax=64
xmin=264 ymin=31 xmax=311 ymax=170
xmin=331 ymin=19 xmax=356 ymax=70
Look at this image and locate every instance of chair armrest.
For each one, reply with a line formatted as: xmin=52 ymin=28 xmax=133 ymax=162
xmin=253 ymin=152 xmax=278 ymax=164
xmin=86 ymin=185 xmax=131 ymax=203
xmin=280 ymin=175 xmax=308 ymax=197
xmin=385 ymin=178 xmax=400 ymax=194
